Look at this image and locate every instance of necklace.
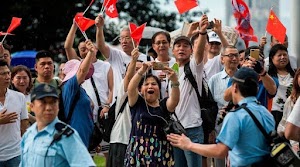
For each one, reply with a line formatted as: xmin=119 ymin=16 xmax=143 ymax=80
xmin=278 ymin=73 xmax=290 ymax=85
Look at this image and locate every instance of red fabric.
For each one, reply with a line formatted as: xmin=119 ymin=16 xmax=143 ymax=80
xmin=129 ymin=22 xmax=147 ymax=46
xmin=174 ymin=0 xmax=198 ymax=14
xmin=0 ymin=31 xmax=13 ymax=36
xmin=104 ymin=0 xmax=118 ymax=18
xmin=266 ymin=10 xmax=286 ymax=44
xmin=231 ymin=0 xmax=257 ymax=47
xmin=74 ymin=14 xmax=95 ymax=32
xmin=7 ymin=17 xmax=22 ymax=33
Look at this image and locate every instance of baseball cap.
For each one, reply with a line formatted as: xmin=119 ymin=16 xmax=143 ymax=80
xmin=208 ymin=31 xmax=221 ymax=43
xmin=31 ymin=84 xmax=58 ymax=102
xmin=62 ymin=59 xmax=94 ymax=83
xmin=232 ymin=67 xmax=259 ymax=85
xmin=173 ymin=36 xmax=192 ymax=47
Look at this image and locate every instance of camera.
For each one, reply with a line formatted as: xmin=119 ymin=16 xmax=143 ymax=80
xmin=217 ymin=101 xmax=236 ymax=125
xmin=207 ymin=21 xmax=214 ymax=29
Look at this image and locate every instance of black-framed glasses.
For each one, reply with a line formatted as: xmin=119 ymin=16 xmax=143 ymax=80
xmin=223 ymin=53 xmax=239 ymax=58
xmin=154 ymin=41 xmax=169 ymax=46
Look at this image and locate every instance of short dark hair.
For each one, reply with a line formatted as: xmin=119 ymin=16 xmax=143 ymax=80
xmin=151 ymin=31 xmax=171 ymax=44
xmin=233 ymin=79 xmax=258 ymax=97
xmin=11 ymin=65 xmax=33 ymax=93
xmin=138 ymin=73 xmax=161 ymax=90
xmin=0 ymin=60 xmax=9 ymax=67
xmin=190 ymin=33 xmax=209 ymax=46
xmin=2 ymin=43 xmax=11 ymax=53
xmin=35 ymin=50 xmax=54 ymax=62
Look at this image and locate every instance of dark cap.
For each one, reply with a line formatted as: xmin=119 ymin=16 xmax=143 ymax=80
xmin=232 ymin=67 xmax=259 ymax=85
xmin=173 ymin=36 xmax=192 ymax=47
xmin=31 ymin=84 xmax=58 ymax=102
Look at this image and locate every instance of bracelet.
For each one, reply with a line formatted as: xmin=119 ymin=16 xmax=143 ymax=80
xmin=199 ymin=31 xmax=207 ymax=35
xmin=259 ymin=71 xmax=267 ymax=77
xmin=103 ymin=104 xmax=110 ymax=109
xmin=171 ymin=81 xmax=180 ymax=88
xmin=137 ymin=71 xmax=144 ymax=77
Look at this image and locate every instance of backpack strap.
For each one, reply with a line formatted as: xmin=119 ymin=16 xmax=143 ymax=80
xmin=90 ymin=76 xmax=102 ymax=123
xmin=115 ymin=96 xmax=128 ymax=119
xmin=184 ymin=62 xmax=202 ymax=106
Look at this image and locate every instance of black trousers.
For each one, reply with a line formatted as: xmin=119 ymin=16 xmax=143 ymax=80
xmin=107 ymin=143 xmax=127 ymax=167
xmin=271 ymin=110 xmax=283 ymax=130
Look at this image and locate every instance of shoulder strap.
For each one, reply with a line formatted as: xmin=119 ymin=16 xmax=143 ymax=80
xmin=90 ymin=76 xmax=102 ymax=109
xmin=184 ymin=62 xmax=202 ymax=105
xmin=115 ymin=96 xmax=129 ymax=119
xmin=65 ymin=86 xmax=80 ymax=123
xmin=240 ymin=104 xmax=271 ymax=142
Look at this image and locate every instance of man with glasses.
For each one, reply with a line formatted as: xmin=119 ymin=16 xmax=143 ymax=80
xmin=0 ymin=43 xmax=12 ymax=66
xmin=95 ymin=14 xmax=150 ymax=99
xmin=208 ymin=45 xmax=240 ymax=167
xmin=0 ymin=60 xmax=28 ymax=167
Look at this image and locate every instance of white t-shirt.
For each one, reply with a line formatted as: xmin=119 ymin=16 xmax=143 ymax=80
xmin=110 ymin=80 xmax=131 ymax=145
xmin=81 ymin=60 xmax=111 ymax=121
xmin=203 ymin=54 xmax=223 ymax=81
xmin=170 ymin=58 xmax=204 ymax=129
xmin=287 ymin=97 xmax=300 ymax=127
xmin=108 ymin=47 xmax=149 ymax=99
xmin=151 ymin=57 xmax=176 ymax=98
xmin=0 ymin=89 xmax=28 ymax=161
xmin=271 ymin=73 xmax=293 ymax=112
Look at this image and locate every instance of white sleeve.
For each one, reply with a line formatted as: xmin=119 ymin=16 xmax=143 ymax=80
xmin=287 ymin=98 xmax=300 ymax=127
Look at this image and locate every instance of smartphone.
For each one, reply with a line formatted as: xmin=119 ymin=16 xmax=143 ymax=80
xmin=207 ymin=21 xmax=214 ymax=29
xmin=152 ymin=62 xmax=168 ymax=70
xmin=250 ymin=49 xmax=260 ymax=60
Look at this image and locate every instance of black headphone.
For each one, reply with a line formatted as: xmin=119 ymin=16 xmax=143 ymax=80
xmin=50 ymin=122 xmax=74 ymax=146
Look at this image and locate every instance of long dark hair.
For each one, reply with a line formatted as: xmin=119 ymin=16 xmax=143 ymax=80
xmin=11 ymin=65 xmax=33 ymax=93
xmin=268 ymin=44 xmax=295 ymax=78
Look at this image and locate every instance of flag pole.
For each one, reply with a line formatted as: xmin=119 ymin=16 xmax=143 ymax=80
xmin=128 ymin=22 xmax=136 ymax=49
xmin=0 ymin=34 xmax=8 ymax=43
xmin=265 ymin=5 xmax=274 ymax=37
xmin=74 ymin=20 xmax=89 ymax=41
xmin=100 ymin=0 xmax=111 ymax=15
xmin=83 ymin=0 xmax=95 ymax=15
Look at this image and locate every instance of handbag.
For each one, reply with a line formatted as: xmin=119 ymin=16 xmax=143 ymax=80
xmin=163 ymin=112 xmax=186 ymax=135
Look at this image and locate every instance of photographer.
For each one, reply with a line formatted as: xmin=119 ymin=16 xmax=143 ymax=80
xmin=224 ymin=46 xmax=278 ymax=108
xmin=167 ymin=67 xmax=275 ymax=166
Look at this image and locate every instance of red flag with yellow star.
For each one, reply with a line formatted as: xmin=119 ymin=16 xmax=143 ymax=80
xmin=266 ymin=10 xmax=286 ymax=43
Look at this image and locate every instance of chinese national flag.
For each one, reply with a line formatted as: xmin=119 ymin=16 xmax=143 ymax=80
xmin=174 ymin=0 xmax=198 ymax=14
xmin=104 ymin=0 xmax=118 ymax=18
xmin=7 ymin=17 xmax=22 ymax=33
xmin=74 ymin=14 xmax=95 ymax=32
xmin=129 ymin=22 xmax=147 ymax=46
xmin=266 ymin=10 xmax=286 ymax=44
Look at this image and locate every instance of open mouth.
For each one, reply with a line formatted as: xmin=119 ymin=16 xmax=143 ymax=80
xmin=147 ymin=90 xmax=155 ymax=94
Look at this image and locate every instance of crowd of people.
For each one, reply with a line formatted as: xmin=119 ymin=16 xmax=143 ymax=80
xmin=0 ymin=12 xmax=300 ymax=167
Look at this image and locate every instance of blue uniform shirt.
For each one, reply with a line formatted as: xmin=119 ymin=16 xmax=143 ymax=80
xmin=216 ymin=97 xmax=275 ymax=166
xmin=19 ymin=118 xmax=95 ymax=167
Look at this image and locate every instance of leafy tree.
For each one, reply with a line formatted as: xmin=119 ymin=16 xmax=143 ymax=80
xmin=0 ymin=0 xmax=203 ymax=55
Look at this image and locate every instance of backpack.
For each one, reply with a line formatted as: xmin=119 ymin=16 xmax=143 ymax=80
xmin=101 ymin=96 xmax=128 ymax=142
xmin=184 ymin=62 xmax=218 ymax=134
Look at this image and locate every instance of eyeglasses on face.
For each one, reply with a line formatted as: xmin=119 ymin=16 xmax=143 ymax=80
xmin=223 ymin=53 xmax=239 ymax=58
xmin=118 ymin=37 xmax=131 ymax=42
xmin=209 ymin=42 xmax=221 ymax=45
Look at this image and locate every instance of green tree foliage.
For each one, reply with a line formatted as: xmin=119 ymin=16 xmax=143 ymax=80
xmin=0 ymin=0 xmax=202 ymax=53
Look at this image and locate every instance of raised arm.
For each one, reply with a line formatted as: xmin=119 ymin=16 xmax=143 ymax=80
xmin=76 ymin=40 xmax=96 ymax=84
xmin=64 ymin=22 xmax=80 ymax=60
xmin=213 ymin=18 xmax=229 ymax=48
xmin=95 ymin=14 xmax=110 ymax=59
xmin=194 ymin=14 xmax=209 ymax=64
xmin=124 ymin=48 xmax=139 ymax=91
xmin=127 ymin=63 xmax=151 ymax=107
xmin=165 ymin=67 xmax=180 ymax=112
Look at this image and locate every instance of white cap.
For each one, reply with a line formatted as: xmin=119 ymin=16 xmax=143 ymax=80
xmin=208 ymin=31 xmax=221 ymax=43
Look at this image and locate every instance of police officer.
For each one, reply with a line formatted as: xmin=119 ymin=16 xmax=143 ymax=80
xmin=19 ymin=84 xmax=96 ymax=167
xmin=167 ymin=67 xmax=275 ymax=166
